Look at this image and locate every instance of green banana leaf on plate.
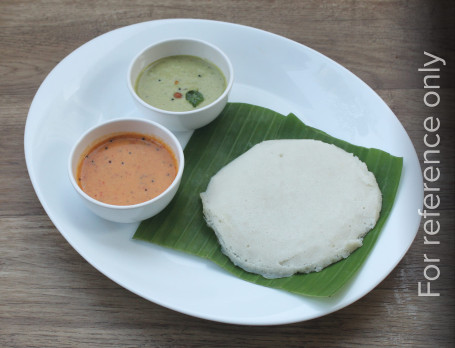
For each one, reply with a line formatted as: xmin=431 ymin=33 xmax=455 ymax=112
xmin=134 ymin=103 xmax=402 ymax=297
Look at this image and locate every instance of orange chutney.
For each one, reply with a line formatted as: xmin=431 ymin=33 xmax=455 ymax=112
xmin=77 ymin=132 xmax=178 ymax=206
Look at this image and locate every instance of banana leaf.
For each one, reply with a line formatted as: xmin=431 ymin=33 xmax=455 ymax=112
xmin=134 ymin=103 xmax=403 ymax=297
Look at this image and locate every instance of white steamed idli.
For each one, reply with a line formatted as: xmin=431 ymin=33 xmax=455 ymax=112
xmin=200 ymin=139 xmax=382 ymax=279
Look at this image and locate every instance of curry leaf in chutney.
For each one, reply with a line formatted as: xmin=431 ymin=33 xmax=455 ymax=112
xmin=186 ymin=90 xmax=204 ymax=107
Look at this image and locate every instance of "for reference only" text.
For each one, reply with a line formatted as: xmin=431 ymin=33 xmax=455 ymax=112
xmin=417 ymin=51 xmax=446 ymax=297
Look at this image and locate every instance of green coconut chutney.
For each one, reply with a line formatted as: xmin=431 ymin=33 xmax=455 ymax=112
xmin=135 ymin=55 xmax=226 ymax=112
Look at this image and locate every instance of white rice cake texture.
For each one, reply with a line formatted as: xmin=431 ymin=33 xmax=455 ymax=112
xmin=200 ymin=139 xmax=382 ymax=279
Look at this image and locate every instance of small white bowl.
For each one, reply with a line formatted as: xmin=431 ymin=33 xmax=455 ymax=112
xmin=68 ymin=118 xmax=184 ymax=223
xmin=127 ymin=38 xmax=234 ymax=132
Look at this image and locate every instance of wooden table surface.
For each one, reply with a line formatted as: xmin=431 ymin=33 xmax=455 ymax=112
xmin=1 ymin=0 xmax=453 ymax=347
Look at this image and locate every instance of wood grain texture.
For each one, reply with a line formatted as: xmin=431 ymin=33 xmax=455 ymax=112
xmin=1 ymin=0 xmax=454 ymax=347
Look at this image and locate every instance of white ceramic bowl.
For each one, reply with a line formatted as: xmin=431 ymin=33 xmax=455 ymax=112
xmin=68 ymin=118 xmax=184 ymax=223
xmin=127 ymin=38 xmax=234 ymax=132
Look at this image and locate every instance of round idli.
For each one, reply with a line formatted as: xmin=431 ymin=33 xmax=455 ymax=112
xmin=200 ymin=139 xmax=382 ymax=279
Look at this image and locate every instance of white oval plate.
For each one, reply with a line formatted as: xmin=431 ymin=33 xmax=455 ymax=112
xmin=24 ymin=19 xmax=423 ymax=325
